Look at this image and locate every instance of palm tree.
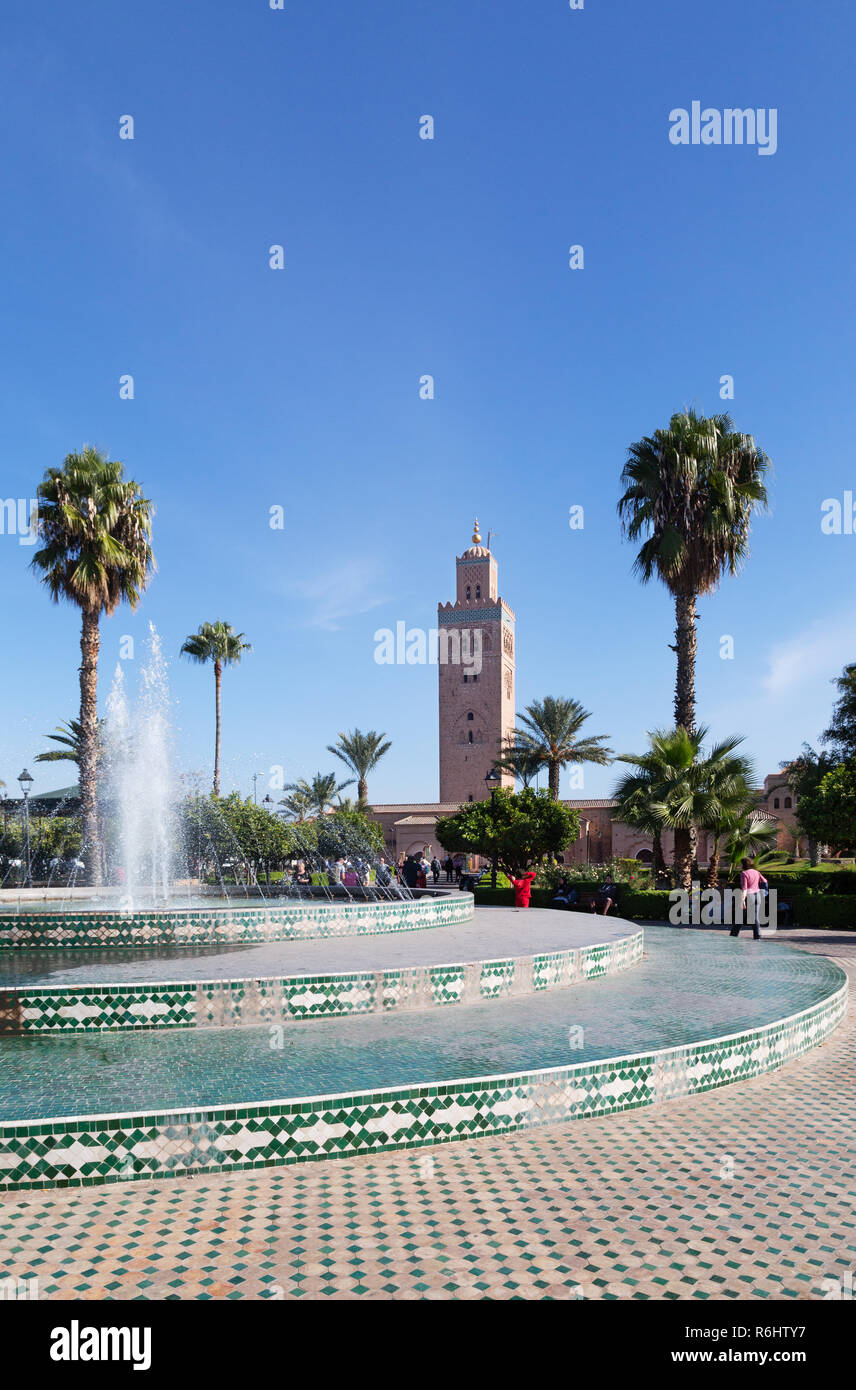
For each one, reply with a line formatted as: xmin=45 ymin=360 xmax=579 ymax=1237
xmin=723 ymin=817 xmax=782 ymax=877
xmin=512 ymin=697 xmax=612 ymax=800
xmin=612 ymin=760 xmax=670 ymax=884
xmin=705 ymin=790 xmax=764 ymax=891
xmin=278 ymin=789 xmax=313 ymax=823
xmin=180 ymin=621 xmax=252 ymax=797
xmin=34 ymin=717 xmax=106 ymax=767
xmin=492 ymin=737 xmax=545 ymax=789
xmin=31 ymin=447 xmax=154 ymax=884
xmin=616 ymin=727 xmax=754 ymax=891
xmin=284 ymin=772 xmax=353 ymax=817
xmin=326 ymin=729 xmax=391 ymax=805
xmin=618 ymin=409 xmax=770 ymax=735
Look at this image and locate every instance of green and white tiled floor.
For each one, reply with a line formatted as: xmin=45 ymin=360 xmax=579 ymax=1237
xmin=0 ymin=930 xmax=852 ymax=1300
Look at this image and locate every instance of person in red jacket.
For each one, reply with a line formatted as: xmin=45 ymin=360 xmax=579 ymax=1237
xmin=510 ymin=870 xmax=536 ymax=907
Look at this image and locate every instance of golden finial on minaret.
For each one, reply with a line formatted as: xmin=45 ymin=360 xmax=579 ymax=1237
xmin=472 ymin=517 xmax=481 ymax=544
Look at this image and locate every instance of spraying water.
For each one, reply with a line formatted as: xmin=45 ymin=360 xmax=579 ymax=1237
xmin=103 ymin=626 xmax=175 ymax=908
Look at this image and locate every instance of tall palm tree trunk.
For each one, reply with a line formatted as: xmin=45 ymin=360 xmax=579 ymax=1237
xmin=79 ymin=608 xmax=102 ymax=887
xmin=653 ymin=830 xmax=667 ymax=884
xmin=674 ymin=592 xmax=698 ymax=733
xmin=213 ymin=659 xmax=222 ymax=797
xmin=358 ymin=777 xmax=367 ymax=803
xmin=548 ymin=760 xmax=560 ymax=800
xmin=673 ymin=826 xmax=693 ymax=891
xmin=708 ymin=840 xmax=721 ymax=891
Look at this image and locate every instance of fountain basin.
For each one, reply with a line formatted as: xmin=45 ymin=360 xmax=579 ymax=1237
xmin=0 ymin=913 xmax=643 ymax=1032
xmin=0 ymin=926 xmax=846 ymax=1191
xmin=0 ymin=891 xmax=473 ymax=950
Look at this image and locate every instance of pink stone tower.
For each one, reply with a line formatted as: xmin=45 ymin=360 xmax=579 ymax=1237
xmin=437 ymin=519 xmax=516 ymax=804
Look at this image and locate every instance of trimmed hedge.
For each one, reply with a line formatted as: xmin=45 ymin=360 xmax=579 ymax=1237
xmin=761 ymin=869 xmax=856 ymax=894
xmin=786 ymin=894 xmax=856 ymax=929
xmin=472 ymin=885 xmax=673 ymax=918
xmin=617 ymin=890 xmax=675 ymax=921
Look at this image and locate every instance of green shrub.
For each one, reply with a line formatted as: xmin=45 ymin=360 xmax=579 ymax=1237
xmin=760 ymin=870 xmax=856 ymax=895
xmin=618 ymin=889 xmax=674 ymax=921
xmin=472 ymin=887 xmax=514 ymax=907
xmin=787 ymin=894 xmax=856 ymax=928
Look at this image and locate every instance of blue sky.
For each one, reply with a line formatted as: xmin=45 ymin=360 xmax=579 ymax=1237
xmin=1 ymin=0 xmax=855 ymax=805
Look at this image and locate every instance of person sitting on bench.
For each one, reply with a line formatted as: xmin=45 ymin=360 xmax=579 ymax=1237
xmin=550 ymin=876 xmax=578 ymax=910
xmin=592 ymin=880 xmax=619 ymax=915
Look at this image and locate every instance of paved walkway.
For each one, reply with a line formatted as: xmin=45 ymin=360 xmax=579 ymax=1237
xmin=0 ymin=931 xmax=852 ymax=1301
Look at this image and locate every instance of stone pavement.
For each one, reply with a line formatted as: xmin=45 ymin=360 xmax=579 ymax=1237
xmin=0 ymin=930 xmax=852 ymax=1301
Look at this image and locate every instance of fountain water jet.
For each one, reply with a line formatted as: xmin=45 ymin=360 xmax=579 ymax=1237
xmin=103 ymin=625 xmax=176 ymax=908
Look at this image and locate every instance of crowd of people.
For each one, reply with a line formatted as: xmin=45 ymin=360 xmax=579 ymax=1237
xmin=280 ymin=851 xmax=460 ymax=894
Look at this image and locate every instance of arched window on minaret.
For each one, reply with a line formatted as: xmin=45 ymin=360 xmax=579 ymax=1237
xmin=475 ymin=584 xmax=481 ymax=600
xmin=467 ymin=712 xmax=474 ymax=720
xmin=466 ymin=585 xmax=471 ymax=601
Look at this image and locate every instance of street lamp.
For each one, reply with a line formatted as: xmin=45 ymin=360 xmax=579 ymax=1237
xmin=484 ymin=766 xmax=502 ymax=889
xmin=17 ymin=768 xmax=34 ymax=888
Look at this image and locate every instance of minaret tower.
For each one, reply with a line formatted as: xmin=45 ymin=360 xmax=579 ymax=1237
xmin=438 ymin=519 xmax=516 ymax=804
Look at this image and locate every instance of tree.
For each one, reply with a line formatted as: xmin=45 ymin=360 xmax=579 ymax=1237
xmin=822 ymin=663 xmax=856 ymax=761
xmin=512 ymin=697 xmax=612 ymax=801
xmin=491 ymin=737 xmax=545 ymax=789
xmin=32 ymin=447 xmax=154 ymax=885
xmin=435 ymin=787 xmax=580 ymax=879
xmin=618 ymin=409 xmax=770 ymax=735
xmin=30 ymin=816 xmax=83 ymax=878
xmin=784 ymin=745 xmax=838 ymax=866
xmin=314 ymin=806 xmax=386 ymax=861
xmin=613 ymin=759 xmax=670 ymax=883
xmin=180 ymin=621 xmax=252 ymax=797
xmin=722 ymin=814 xmax=781 ymax=877
xmin=326 ymin=729 xmax=391 ymax=804
xmin=181 ymin=792 xmax=293 ymax=885
xmin=698 ymin=746 xmax=758 ymax=890
xmin=278 ymin=788 xmax=312 ymax=822
xmin=34 ymin=717 xmax=106 ymax=766
xmin=284 ymin=772 xmax=354 ymax=817
xmin=616 ymin=727 xmax=754 ymax=890
xmin=794 ymin=762 xmax=856 ymax=855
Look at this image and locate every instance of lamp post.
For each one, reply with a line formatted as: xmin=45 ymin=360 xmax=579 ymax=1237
xmin=484 ymin=766 xmax=501 ymax=889
xmin=1 ymin=791 xmax=7 ymax=836
xmin=17 ymin=768 xmax=34 ymax=888
xmin=252 ymin=773 xmax=262 ymax=805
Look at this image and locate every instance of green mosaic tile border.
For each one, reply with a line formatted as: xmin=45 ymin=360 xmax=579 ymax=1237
xmin=0 ymin=892 xmax=473 ymax=952
xmin=0 ymin=930 xmax=644 ymax=1034
xmin=0 ymin=968 xmax=845 ymax=1191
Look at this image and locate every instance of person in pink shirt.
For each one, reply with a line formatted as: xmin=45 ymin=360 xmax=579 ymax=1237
xmin=730 ymin=857 xmax=768 ymax=940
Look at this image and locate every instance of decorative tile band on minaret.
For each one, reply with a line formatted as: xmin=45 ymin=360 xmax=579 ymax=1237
xmin=438 ymin=519 xmax=516 ymax=804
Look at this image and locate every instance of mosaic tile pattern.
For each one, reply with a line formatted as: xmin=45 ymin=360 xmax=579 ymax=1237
xmin=0 ymin=931 xmax=851 ymax=1300
xmin=0 ymin=929 xmax=644 ymax=1034
xmin=0 ymin=893 xmax=474 ymax=952
xmin=0 ymin=956 xmax=844 ymax=1192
